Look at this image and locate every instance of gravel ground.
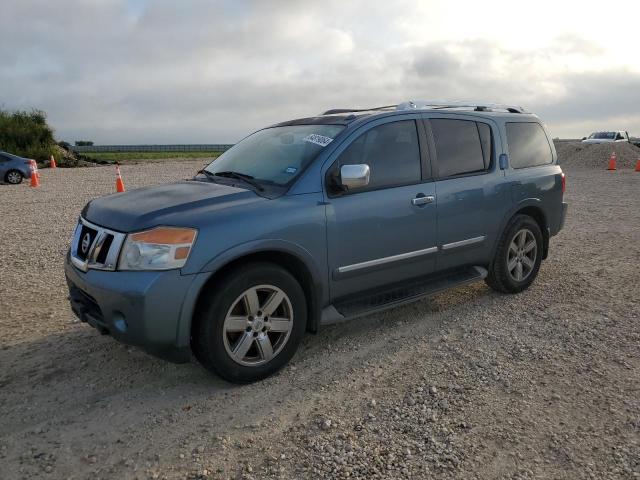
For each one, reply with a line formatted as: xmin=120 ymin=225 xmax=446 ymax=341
xmin=0 ymin=157 xmax=639 ymax=479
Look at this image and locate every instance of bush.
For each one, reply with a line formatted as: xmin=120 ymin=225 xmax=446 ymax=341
xmin=0 ymin=108 xmax=57 ymax=162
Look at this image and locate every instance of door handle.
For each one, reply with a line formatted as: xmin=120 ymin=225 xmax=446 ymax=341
xmin=412 ymin=194 xmax=435 ymax=206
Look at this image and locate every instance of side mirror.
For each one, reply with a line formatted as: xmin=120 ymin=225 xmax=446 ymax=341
xmin=340 ymin=164 xmax=370 ymax=189
xmin=581 ymin=137 xmax=587 ymax=140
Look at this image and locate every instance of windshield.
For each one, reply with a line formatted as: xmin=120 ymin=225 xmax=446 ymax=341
xmin=204 ymin=124 xmax=344 ymax=186
xmin=589 ymin=132 xmax=616 ymax=139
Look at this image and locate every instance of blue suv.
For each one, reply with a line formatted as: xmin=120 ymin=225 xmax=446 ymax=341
xmin=65 ymin=101 xmax=568 ymax=382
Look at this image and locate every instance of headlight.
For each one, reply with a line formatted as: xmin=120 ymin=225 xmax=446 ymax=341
xmin=118 ymin=227 xmax=197 ymax=271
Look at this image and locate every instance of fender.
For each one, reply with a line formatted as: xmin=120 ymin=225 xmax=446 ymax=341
xmin=174 ymin=239 xmax=326 ymax=348
xmin=491 ymin=197 xmax=549 ymax=260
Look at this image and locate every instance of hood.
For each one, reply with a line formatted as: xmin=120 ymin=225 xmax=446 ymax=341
xmin=581 ymin=138 xmax=614 ymax=144
xmin=82 ymin=180 xmax=264 ymax=231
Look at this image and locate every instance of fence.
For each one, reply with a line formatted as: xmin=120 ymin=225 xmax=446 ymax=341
xmin=71 ymin=144 xmax=234 ymax=153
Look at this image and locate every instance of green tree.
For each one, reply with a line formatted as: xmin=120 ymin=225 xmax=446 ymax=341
xmin=0 ymin=108 xmax=57 ymax=162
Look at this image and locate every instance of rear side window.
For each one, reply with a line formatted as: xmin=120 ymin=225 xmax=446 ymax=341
xmin=477 ymin=123 xmax=492 ymax=169
xmin=335 ymin=120 xmax=421 ymax=191
xmin=506 ymin=122 xmax=553 ymax=168
xmin=431 ymin=119 xmax=486 ymax=177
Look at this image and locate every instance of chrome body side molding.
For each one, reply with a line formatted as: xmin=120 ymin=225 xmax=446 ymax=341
xmin=441 ymin=235 xmax=486 ymax=251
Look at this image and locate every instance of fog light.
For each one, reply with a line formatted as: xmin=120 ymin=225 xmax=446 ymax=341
xmin=113 ymin=312 xmax=128 ymax=333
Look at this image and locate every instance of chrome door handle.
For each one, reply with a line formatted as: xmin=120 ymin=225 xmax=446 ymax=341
xmin=412 ymin=195 xmax=435 ymax=206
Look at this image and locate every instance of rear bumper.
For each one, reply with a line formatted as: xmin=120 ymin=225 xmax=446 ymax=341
xmin=65 ymin=253 xmax=199 ymax=363
xmin=550 ymin=202 xmax=568 ymax=237
xmin=558 ymin=202 xmax=568 ymax=232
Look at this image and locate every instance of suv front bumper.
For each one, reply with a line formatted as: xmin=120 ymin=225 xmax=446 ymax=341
xmin=64 ymin=253 xmax=199 ymax=363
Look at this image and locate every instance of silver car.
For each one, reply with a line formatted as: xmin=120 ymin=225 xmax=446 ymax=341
xmin=0 ymin=151 xmax=32 ymax=184
xmin=581 ymin=131 xmax=630 ymax=144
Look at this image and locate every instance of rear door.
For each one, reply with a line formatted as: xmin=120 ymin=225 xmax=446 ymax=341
xmin=424 ymin=115 xmax=508 ymax=271
xmin=324 ymin=116 xmax=438 ymax=300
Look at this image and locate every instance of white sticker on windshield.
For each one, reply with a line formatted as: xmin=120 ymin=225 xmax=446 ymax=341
xmin=303 ymin=134 xmax=334 ymax=147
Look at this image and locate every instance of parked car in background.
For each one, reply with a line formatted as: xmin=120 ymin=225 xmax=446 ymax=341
xmin=0 ymin=151 xmax=32 ymax=184
xmin=581 ymin=131 xmax=630 ymax=144
xmin=65 ymin=100 xmax=567 ymax=383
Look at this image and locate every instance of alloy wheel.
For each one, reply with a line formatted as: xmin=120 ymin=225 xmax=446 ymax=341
xmin=507 ymin=228 xmax=537 ymax=282
xmin=6 ymin=171 xmax=22 ymax=184
xmin=222 ymin=284 xmax=294 ymax=366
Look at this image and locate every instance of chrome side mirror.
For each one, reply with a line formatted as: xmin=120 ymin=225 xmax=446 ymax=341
xmin=340 ymin=164 xmax=370 ymax=189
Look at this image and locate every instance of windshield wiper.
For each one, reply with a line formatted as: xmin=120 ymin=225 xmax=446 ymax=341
xmin=213 ymin=171 xmax=265 ymax=192
xmin=196 ymin=169 xmax=217 ymax=180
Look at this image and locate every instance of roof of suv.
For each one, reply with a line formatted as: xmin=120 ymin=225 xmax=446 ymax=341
xmin=273 ymin=100 xmax=538 ymax=128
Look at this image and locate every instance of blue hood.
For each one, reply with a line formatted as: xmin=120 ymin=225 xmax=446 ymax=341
xmin=82 ymin=180 xmax=264 ymax=232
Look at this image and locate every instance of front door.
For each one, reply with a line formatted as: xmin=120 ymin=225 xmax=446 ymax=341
xmin=324 ymin=118 xmax=438 ymax=300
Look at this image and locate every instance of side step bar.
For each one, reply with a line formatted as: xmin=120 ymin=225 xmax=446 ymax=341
xmin=321 ymin=266 xmax=487 ymax=325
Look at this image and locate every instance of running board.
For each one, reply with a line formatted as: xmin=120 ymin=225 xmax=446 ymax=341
xmin=321 ymin=266 xmax=487 ymax=324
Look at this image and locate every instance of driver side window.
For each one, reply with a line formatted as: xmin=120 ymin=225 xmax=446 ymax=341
xmin=331 ymin=120 xmax=421 ymax=193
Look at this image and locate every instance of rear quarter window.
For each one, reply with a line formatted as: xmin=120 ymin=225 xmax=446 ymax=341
xmin=506 ymin=122 xmax=553 ymax=169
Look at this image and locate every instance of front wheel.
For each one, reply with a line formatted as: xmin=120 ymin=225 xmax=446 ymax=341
xmin=192 ymin=262 xmax=306 ymax=383
xmin=485 ymin=215 xmax=543 ymax=293
xmin=5 ymin=170 xmax=23 ymax=184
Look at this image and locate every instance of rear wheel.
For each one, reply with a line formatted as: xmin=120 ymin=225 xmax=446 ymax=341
xmin=5 ymin=170 xmax=23 ymax=184
xmin=485 ymin=215 xmax=543 ymax=293
xmin=192 ymin=262 xmax=306 ymax=383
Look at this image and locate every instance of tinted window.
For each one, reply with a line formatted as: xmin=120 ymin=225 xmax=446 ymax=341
xmin=477 ymin=122 xmax=492 ymax=169
xmin=335 ymin=120 xmax=421 ymax=191
xmin=431 ymin=119 xmax=485 ymax=177
xmin=506 ymin=122 xmax=553 ymax=168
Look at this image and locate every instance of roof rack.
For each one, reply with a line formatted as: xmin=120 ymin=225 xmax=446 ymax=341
xmin=396 ymin=100 xmax=527 ymax=113
xmin=320 ymin=101 xmax=528 ymax=116
xmin=321 ymin=105 xmax=396 ymax=115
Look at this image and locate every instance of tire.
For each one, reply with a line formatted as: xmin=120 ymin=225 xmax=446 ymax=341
xmin=192 ymin=262 xmax=307 ymax=383
xmin=5 ymin=170 xmax=23 ymax=185
xmin=485 ymin=214 xmax=543 ymax=293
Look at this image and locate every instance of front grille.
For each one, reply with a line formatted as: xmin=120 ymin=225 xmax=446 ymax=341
xmin=76 ymin=225 xmax=98 ymax=261
xmin=70 ymin=218 xmax=126 ymax=272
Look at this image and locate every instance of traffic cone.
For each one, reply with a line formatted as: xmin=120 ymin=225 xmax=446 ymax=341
xmin=49 ymin=155 xmax=57 ymax=168
xmin=115 ymin=163 xmax=125 ymax=192
xmin=635 ymin=159 xmax=640 ymax=172
xmin=29 ymin=160 xmax=40 ymax=187
xmin=607 ymin=152 xmax=617 ymax=170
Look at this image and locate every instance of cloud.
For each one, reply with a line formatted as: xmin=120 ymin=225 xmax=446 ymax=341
xmin=1 ymin=0 xmax=639 ymax=143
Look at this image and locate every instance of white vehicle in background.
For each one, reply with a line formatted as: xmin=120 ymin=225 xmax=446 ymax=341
xmin=581 ymin=131 xmax=630 ymax=144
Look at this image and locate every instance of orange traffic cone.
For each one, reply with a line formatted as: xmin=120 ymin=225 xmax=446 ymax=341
xmin=607 ymin=152 xmax=617 ymax=170
xmin=635 ymin=159 xmax=640 ymax=172
xmin=49 ymin=155 xmax=57 ymax=168
xmin=115 ymin=163 xmax=125 ymax=192
xmin=29 ymin=160 xmax=40 ymax=187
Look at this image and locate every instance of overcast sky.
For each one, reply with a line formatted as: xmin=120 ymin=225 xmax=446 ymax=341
xmin=2 ymin=0 xmax=640 ymax=143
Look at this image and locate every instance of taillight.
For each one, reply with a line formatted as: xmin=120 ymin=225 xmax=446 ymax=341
xmin=561 ymin=173 xmax=566 ymax=194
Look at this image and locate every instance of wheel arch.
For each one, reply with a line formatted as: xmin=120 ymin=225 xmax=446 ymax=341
xmin=179 ymin=242 xmax=324 ymax=350
xmin=495 ymin=201 xmax=549 ymax=260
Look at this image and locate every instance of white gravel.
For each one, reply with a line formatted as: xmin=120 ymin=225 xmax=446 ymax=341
xmin=0 ymin=157 xmax=639 ymax=479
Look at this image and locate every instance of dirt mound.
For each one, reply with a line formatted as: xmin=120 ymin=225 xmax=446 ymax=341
xmin=53 ymin=144 xmax=99 ymax=167
xmin=554 ymin=140 xmax=640 ymax=169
